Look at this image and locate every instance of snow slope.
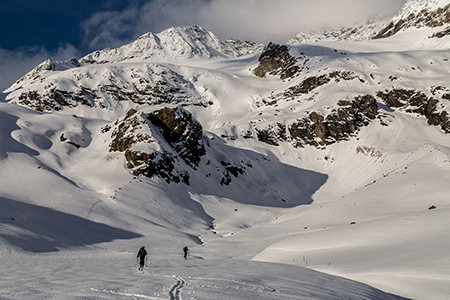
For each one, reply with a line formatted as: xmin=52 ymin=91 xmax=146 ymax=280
xmin=0 ymin=102 xmax=406 ymax=299
xmin=2 ymin=3 xmax=450 ymax=299
xmin=80 ymin=25 xmax=264 ymax=64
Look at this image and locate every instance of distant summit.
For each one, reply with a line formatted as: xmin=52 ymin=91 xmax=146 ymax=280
xmin=288 ymin=0 xmax=450 ymax=44
xmin=287 ymin=18 xmax=386 ymax=44
xmin=80 ymin=25 xmax=264 ymax=64
xmin=374 ymin=0 xmax=450 ymax=38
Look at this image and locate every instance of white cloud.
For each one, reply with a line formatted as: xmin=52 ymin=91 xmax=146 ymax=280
xmin=1 ymin=0 xmax=407 ymax=97
xmin=198 ymin=0 xmax=407 ymax=42
xmin=81 ymin=0 xmax=406 ymax=50
xmin=0 ymin=44 xmax=79 ymax=98
xmin=81 ymin=6 xmax=141 ymax=50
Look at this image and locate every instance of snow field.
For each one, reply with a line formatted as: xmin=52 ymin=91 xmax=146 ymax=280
xmin=0 ymin=250 xmax=404 ymax=300
xmin=3 ymin=18 xmax=450 ymax=299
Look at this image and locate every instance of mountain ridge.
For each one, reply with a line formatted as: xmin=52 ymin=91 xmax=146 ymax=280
xmin=1 ymin=2 xmax=450 ymax=299
xmin=80 ymin=25 xmax=265 ymax=64
xmin=374 ymin=0 xmax=450 ymax=38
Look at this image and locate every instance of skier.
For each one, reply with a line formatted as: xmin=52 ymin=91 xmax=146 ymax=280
xmin=183 ymin=246 xmax=189 ymax=260
xmin=136 ymin=246 xmax=148 ymax=271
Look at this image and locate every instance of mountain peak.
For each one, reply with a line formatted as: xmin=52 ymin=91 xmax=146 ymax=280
xmin=80 ymin=25 xmax=263 ymax=64
xmin=374 ymin=0 xmax=450 ymax=38
xmin=287 ymin=17 xmax=386 ymax=44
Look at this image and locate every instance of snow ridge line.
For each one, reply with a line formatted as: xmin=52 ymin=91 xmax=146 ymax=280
xmin=169 ymin=276 xmax=185 ymax=300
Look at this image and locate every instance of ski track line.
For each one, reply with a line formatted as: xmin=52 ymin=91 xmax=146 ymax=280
xmin=169 ymin=275 xmax=186 ymax=300
xmin=90 ymin=288 xmax=164 ymax=299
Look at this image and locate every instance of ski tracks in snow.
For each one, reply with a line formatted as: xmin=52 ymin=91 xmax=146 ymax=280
xmin=137 ymin=270 xmax=186 ymax=300
xmin=169 ymin=275 xmax=186 ymax=300
xmin=91 ymin=272 xmax=187 ymax=300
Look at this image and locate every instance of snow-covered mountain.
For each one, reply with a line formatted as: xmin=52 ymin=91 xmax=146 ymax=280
xmin=374 ymin=0 xmax=450 ymax=38
xmin=287 ymin=17 xmax=386 ymax=44
xmin=4 ymin=26 xmax=263 ymax=114
xmin=81 ymin=25 xmax=264 ymax=64
xmin=2 ymin=2 xmax=450 ymax=299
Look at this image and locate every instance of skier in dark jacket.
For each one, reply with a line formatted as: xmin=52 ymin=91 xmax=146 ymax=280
xmin=136 ymin=246 xmax=148 ymax=271
xmin=183 ymin=246 xmax=189 ymax=260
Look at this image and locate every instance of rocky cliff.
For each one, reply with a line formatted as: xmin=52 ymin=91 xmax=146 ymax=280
xmin=107 ymin=106 xmax=205 ymax=184
xmin=5 ymin=19 xmax=450 ymax=184
xmin=374 ymin=0 xmax=450 ymax=38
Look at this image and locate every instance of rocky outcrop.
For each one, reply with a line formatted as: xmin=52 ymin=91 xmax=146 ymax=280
xmin=377 ymin=88 xmax=450 ymax=133
xmin=148 ymin=107 xmax=206 ymax=169
xmin=11 ymin=58 xmax=81 ymax=87
xmin=125 ymin=149 xmax=190 ymax=185
xmin=255 ymin=123 xmax=287 ymax=146
xmin=253 ymin=43 xmax=299 ymax=79
xmin=291 ymin=95 xmax=378 ymax=147
xmin=256 ymin=94 xmax=378 ymax=147
xmin=259 ymin=71 xmax=366 ymax=106
xmin=430 ymin=26 xmax=450 ymax=38
xmin=225 ymin=39 xmax=265 ymax=55
xmin=108 ymin=106 xmax=206 ymax=184
xmin=219 ymin=160 xmax=247 ymax=186
xmin=12 ymin=64 xmax=206 ymax=113
xmin=109 ymin=109 xmax=144 ymax=152
xmin=284 ymin=71 xmax=363 ymax=96
xmin=287 ymin=18 xmax=385 ymax=44
xmin=374 ymin=3 xmax=450 ymax=39
xmin=16 ymin=87 xmax=97 ymax=112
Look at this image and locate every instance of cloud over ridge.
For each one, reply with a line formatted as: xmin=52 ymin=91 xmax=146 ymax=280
xmin=1 ymin=0 xmax=406 ymax=96
xmin=82 ymin=0 xmax=406 ymax=50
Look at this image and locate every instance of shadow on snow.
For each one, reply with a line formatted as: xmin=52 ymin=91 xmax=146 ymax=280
xmin=187 ymin=133 xmax=329 ymax=208
xmin=0 ymin=111 xmax=39 ymax=158
xmin=0 ymin=196 xmax=142 ymax=253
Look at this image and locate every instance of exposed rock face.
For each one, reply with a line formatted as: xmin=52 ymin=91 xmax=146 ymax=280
xmin=288 ymin=18 xmax=386 ymax=44
xmin=109 ymin=109 xmax=144 ymax=152
xmin=377 ymin=88 xmax=450 ymax=133
xmin=284 ymin=71 xmax=363 ymax=96
xmin=125 ymin=149 xmax=190 ymax=185
xmin=253 ymin=43 xmax=299 ymax=79
xmin=430 ymin=26 xmax=450 ymax=38
xmin=292 ymin=95 xmax=378 ymax=147
xmin=374 ymin=2 xmax=450 ymax=39
xmin=225 ymin=39 xmax=265 ymax=56
xmin=255 ymin=123 xmax=286 ymax=146
xmin=256 ymin=94 xmax=378 ymax=147
xmin=108 ymin=106 xmax=206 ymax=184
xmin=11 ymin=58 xmax=81 ymax=87
xmin=219 ymin=160 xmax=247 ymax=186
xmin=12 ymin=64 xmax=205 ymax=113
xmin=148 ymin=107 xmax=206 ymax=169
xmin=258 ymin=70 xmax=366 ymax=106
xmin=17 ymin=91 xmax=55 ymax=112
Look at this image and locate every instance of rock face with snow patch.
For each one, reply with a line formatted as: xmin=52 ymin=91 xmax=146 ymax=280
xmin=288 ymin=18 xmax=386 ymax=44
xmin=374 ymin=0 xmax=450 ymax=39
xmin=107 ymin=106 xmax=205 ymax=184
xmin=253 ymin=43 xmax=299 ymax=79
xmin=225 ymin=38 xmax=265 ymax=56
xmin=8 ymin=62 xmax=207 ymax=112
xmin=147 ymin=107 xmax=206 ymax=169
xmin=255 ymin=95 xmax=378 ymax=147
xmin=4 ymin=25 xmax=263 ymax=113
xmin=377 ymin=88 xmax=450 ymax=133
xmin=5 ymin=18 xmax=450 ymax=187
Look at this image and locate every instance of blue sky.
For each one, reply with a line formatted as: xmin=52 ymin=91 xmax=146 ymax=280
xmin=0 ymin=0 xmax=405 ymax=94
xmin=0 ymin=0 xmax=134 ymax=51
